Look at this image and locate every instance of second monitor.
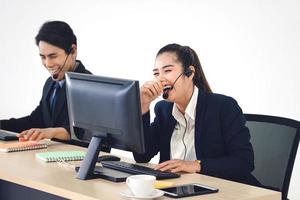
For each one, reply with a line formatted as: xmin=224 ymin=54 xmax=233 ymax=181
xmin=65 ymin=72 xmax=145 ymax=180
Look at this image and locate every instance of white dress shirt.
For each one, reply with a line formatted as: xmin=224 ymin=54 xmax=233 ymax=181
xmin=170 ymin=86 xmax=198 ymax=160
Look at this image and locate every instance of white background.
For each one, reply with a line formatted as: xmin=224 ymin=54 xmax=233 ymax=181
xmin=0 ymin=0 xmax=299 ymax=198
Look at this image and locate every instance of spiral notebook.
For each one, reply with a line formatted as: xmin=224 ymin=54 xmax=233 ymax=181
xmin=35 ymin=151 xmax=86 ymax=162
xmin=0 ymin=141 xmax=48 ymax=153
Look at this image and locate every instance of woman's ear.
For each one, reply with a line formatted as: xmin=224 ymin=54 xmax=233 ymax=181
xmin=188 ymin=65 xmax=195 ymax=80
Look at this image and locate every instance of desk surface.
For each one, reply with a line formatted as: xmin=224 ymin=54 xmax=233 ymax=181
xmin=0 ymin=140 xmax=281 ymax=200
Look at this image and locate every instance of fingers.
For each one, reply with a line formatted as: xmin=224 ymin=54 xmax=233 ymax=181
xmin=151 ymin=80 xmax=164 ymax=95
xmin=17 ymin=128 xmax=44 ymax=142
xmin=17 ymin=130 xmax=30 ymax=141
xmin=159 ymin=161 xmax=183 ymax=172
xmin=155 ymin=160 xmax=181 ymax=171
xmin=154 ymin=160 xmax=198 ymax=173
xmin=35 ymin=133 xmax=45 ymax=142
xmin=170 ymin=165 xmax=184 ymax=173
xmin=140 ymin=80 xmax=164 ymax=114
xmin=155 ymin=160 xmax=176 ymax=170
xmin=30 ymin=130 xmax=43 ymax=141
xmin=18 ymin=137 xmax=27 ymax=142
xmin=141 ymin=80 xmax=163 ymax=99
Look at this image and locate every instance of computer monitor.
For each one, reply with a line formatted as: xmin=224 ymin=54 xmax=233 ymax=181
xmin=65 ymin=72 xmax=145 ymax=180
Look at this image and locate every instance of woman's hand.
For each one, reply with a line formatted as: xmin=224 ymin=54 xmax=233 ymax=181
xmin=154 ymin=159 xmax=201 ymax=173
xmin=17 ymin=127 xmax=70 ymax=142
xmin=140 ymin=79 xmax=163 ymax=114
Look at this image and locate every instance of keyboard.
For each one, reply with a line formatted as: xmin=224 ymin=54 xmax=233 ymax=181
xmin=0 ymin=129 xmax=18 ymax=141
xmin=101 ymin=161 xmax=180 ymax=180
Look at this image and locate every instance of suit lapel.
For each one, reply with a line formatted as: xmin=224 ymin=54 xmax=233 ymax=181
xmin=160 ymin=103 xmax=177 ymax=162
xmin=164 ymin=116 xmax=177 ymax=161
xmin=50 ymin=61 xmax=85 ymax=125
xmin=40 ymin=60 xmax=89 ymax=127
xmin=42 ymin=80 xmax=55 ymax=126
xmin=51 ymin=84 xmax=66 ymax=125
xmin=194 ymin=90 xmax=206 ymax=159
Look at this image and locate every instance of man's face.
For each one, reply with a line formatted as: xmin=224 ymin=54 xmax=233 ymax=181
xmin=39 ymin=41 xmax=76 ymax=81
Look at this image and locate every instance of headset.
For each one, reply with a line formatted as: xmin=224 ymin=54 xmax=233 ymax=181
xmin=162 ymin=66 xmax=193 ymax=99
xmin=176 ymin=67 xmax=193 ymax=160
xmin=52 ymin=46 xmax=74 ymax=80
xmin=66 ymin=46 xmax=73 ymax=54
xmin=183 ymin=67 xmax=193 ymax=77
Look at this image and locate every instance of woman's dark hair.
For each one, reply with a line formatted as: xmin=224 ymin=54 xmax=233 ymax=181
xmin=157 ymin=43 xmax=212 ymax=93
xmin=35 ymin=21 xmax=76 ymax=54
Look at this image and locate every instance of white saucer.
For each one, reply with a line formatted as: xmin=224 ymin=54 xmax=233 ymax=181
xmin=120 ymin=189 xmax=164 ymax=199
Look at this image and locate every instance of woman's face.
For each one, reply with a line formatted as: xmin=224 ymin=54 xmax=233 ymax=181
xmin=153 ymin=52 xmax=193 ymax=102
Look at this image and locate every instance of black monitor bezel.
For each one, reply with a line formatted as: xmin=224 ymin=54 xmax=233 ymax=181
xmin=65 ymin=72 xmax=145 ymax=180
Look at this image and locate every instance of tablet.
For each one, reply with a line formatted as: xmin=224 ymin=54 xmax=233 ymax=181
xmin=160 ymin=183 xmax=218 ymax=198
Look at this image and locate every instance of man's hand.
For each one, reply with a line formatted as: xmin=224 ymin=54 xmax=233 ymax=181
xmin=17 ymin=127 xmax=70 ymax=142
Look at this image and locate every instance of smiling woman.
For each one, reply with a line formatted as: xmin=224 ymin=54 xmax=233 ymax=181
xmin=134 ymin=43 xmax=261 ymax=187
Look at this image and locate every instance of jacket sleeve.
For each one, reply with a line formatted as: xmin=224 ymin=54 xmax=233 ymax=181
xmin=0 ymin=102 xmax=45 ymax=133
xmin=200 ymin=97 xmax=255 ymax=182
xmin=0 ymin=78 xmax=52 ymax=133
xmin=133 ymin=106 xmax=162 ymax=163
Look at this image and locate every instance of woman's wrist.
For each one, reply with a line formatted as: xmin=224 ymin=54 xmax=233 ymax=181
xmin=195 ymin=160 xmax=201 ymax=173
xmin=141 ymin=103 xmax=150 ymax=114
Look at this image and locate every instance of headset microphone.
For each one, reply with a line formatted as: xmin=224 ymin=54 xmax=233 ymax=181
xmin=52 ymin=60 xmax=66 ymax=80
xmin=162 ymin=68 xmax=193 ymax=99
xmin=52 ymin=47 xmax=72 ymax=80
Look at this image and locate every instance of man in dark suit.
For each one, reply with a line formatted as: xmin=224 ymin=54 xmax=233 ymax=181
xmin=0 ymin=21 xmax=91 ymax=142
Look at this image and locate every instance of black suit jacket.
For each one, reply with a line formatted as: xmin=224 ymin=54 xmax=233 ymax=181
xmin=0 ymin=60 xmax=91 ymax=138
xmin=133 ymin=90 xmax=260 ymax=186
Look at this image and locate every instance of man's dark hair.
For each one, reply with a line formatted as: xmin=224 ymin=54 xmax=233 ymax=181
xmin=35 ymin=21 xmax=77 ymax=54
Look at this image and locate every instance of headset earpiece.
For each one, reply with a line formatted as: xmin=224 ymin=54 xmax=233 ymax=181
xmin=67 ymin=46 xmax=74 ymax=54
xmin=184 ymin=67 xmax=193 ymax=77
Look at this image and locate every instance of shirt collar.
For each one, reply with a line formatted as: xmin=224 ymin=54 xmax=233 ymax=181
xmin=172 ymin=86 xmax=198 ymax=122
xmin=56 ymin=80 xmax=65 ymax=88
xmin=185 ymin=86 xmax=198 ymax=121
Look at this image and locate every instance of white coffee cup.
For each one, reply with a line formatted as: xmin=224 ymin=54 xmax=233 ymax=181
xmin=126 ymin=175 xmax=156 ymax=196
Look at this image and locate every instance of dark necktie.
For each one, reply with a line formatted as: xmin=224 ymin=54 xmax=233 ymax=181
xmin=50 ymin=82 xmax=61 ymax=114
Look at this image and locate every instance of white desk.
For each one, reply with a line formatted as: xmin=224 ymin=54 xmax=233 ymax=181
xmin=0 ymin=141 xmax=281 ymax=200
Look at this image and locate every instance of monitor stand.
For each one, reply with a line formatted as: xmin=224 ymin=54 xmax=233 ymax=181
xmin=75 ymin=166 xmax=131 ymax=182
xmin=76 ymin=136 xmax=131 ymax=181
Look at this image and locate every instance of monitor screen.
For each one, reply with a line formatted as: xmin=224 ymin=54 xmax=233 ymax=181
xmin=65 ymin=72 xmax=145 ymax=180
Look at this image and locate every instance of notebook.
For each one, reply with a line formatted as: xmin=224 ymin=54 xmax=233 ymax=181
xmin=0 ymin=141 xmax=47 ymax=153
xmin=0 ymin=129 xmax=18 ymax=141
xmin=35 ymin=151 xmax=86 ymax=162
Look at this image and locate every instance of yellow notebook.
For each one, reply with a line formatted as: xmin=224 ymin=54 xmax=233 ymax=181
xmin=154 ymin=180 xmax=176 ymax=189
xmin=0 ymin=141 xmax=47 ymax=153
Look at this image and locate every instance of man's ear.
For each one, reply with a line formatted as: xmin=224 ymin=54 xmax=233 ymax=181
xmin=70 ymin=44 xmax=77 ymax=58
